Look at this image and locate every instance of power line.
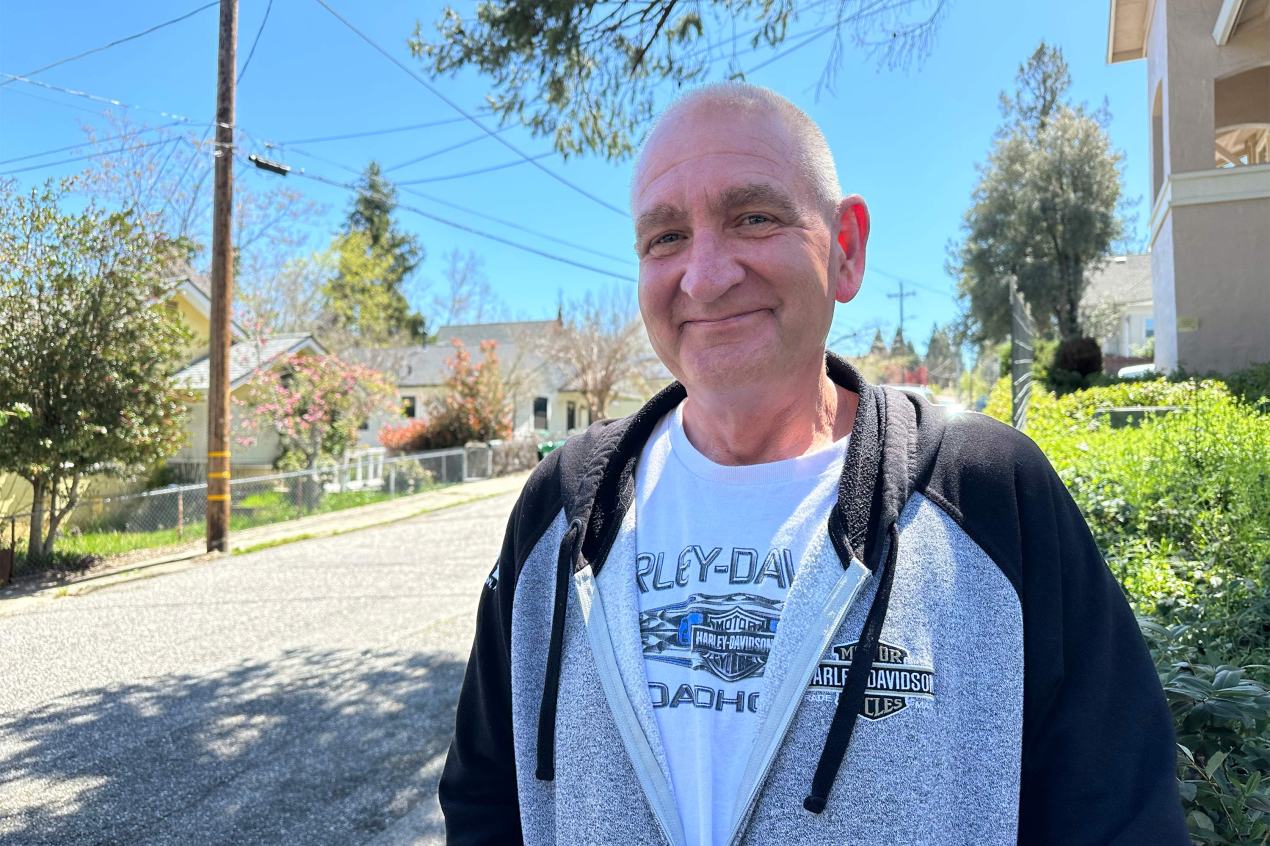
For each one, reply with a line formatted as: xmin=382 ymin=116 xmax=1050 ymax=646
xmin=277 ymin=114 xmax=492 ymax=145
xmin=0 ymin=84 xmax=107 ymax=116
xmin=283 ymin=164 xmax=637 ymax=282
xmin=273 ymin=144 xmax=631 ymax=265
xmin=309 ymin=0 xmax=628 ymax=218
xmin=0 ymin=120 xmax=187 ymax=166
xmin=0 ymin=1 xmax=219 ymax=87
xmin=237 ymin=0 xmax=275 ymax=84
xmin=870 ymin=266 xmax=957 ymax=299
xmin=382 ymin=125 xmax=514 ymax=173
xmin=395 ymin=152 xmax=555 ymax=185
xmin=0 ymin=137 xmax=174 ymax=176
xmin=399 ymin=186 xmax=632 ymax=266
xmin=0 ymin=72 xmax=220 ymax=127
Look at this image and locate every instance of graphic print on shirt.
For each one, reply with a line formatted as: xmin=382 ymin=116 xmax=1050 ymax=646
xmin=640 ymin=592 xmax=783 ymax=682
xmin=637 ymin=544 xmax=796 ymax=685
xmin=806 ymin=639 xmax=937 ymax=721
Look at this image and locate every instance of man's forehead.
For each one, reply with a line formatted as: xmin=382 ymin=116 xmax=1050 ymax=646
xmin=631 ymin=102 xmax=796 ymax=201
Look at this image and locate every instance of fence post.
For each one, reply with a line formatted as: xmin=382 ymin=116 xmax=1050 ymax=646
xmin=389 ymin=465 xmax=397 ymax=496
xmin=340 ymin=452 xmax=348 ymax=493
xmin=177 ymin=489 xmax=184 ymax=539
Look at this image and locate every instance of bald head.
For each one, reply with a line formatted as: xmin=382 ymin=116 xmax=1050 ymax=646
xmin=631 ymin=82 xmax=843 ymax=221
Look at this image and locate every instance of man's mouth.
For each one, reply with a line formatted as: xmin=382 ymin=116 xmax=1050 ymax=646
xmin=683 ymin=308 xmax=771 ymax=328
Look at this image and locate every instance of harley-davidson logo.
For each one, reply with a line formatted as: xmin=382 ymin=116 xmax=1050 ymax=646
xmin=807 ymin=640 xmax=935 ymax=721
xmin=640 ymin=593 xmax=783 ymax=682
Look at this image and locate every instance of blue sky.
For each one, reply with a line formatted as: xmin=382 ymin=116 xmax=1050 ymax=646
xmin=0 ymin=0 xmax=1148 ymax=355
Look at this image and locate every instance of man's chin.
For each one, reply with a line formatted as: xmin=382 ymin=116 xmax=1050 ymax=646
xmin=679 ymin=346 xmax=777 ymax=394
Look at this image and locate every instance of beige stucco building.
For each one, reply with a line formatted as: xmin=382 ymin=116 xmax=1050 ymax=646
xmin=1108 ymin=0 xmax=1270 ymax=373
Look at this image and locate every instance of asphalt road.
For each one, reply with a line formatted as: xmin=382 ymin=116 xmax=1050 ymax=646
xmin=0 ymin=491 xmax=518 ymax=846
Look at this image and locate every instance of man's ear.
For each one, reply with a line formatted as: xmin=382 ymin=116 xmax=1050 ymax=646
xmin=832 ymin=195 xmax=870 ymax=304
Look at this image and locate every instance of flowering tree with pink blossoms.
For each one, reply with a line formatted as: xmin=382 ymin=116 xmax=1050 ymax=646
xmin=233 ymin=352 xmax=397 ymax=472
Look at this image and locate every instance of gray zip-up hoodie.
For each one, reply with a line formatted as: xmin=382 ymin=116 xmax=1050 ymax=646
xmin=439 ymin=355 xmax=1187 ymax=845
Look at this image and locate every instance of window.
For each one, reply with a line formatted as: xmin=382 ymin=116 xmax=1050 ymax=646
xmin=358 ymin=418 xmax=369 ymax=431
xmin=533 ymin=397 xmax=549 ymax=431
xmin=401 ymin=396 xmax=417 ymax=418
xmin=566 ymin=401 xmax=576 ymax=431
xmin=1145 ymin=317 xmax=1154 ymax=339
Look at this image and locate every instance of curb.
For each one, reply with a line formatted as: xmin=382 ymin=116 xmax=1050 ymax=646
xmin=0 ymin=472 xmax=529 ymax=614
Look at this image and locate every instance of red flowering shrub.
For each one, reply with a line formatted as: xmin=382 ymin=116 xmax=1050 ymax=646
xmin=377 ymin=338 xmax=512 ymax=453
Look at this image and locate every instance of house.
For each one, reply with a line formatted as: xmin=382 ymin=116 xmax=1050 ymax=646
xmin=169 ymin=332 xmax=327 ymax=479
xmin=1107 ymin=0 xmax=1270 ymax=373
xmin=164 ymin=273 xmax=328 ymax=480
xmin=0 ymin=272 xmax=326 ymax=516
xmin=348 ymin=319 xmax=668 ymax=449
xmin=1081 ymin=254 xmax=1155 ymax=370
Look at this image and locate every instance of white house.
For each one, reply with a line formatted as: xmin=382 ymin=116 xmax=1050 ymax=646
xmin=349 ymin=319 xmax=668 ymax=449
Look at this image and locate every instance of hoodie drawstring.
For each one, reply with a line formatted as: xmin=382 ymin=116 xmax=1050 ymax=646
xmin=536 ymin=517 xmax=584 ymax=781
xmin=803 ymin=521 xmax=901 ymax=814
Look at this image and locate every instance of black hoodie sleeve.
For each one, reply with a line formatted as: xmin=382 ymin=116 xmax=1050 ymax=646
xmin=919 ymin=413 xmax=1188 ymax=845
xmin=439 ymin=452 xmax=564 ymax=846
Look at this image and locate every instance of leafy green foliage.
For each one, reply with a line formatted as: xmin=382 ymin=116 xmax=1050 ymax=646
xmin=0 ymin=179 xmax=194 ymax=564
xmin=985 ymin=377 xmax=1270 ymax=841
xmin=952 ymin=43 xmax=1125 ymax=343
xmin=1223 ymin=362 xmax=1270 ymax=408
xmin=1143 ymin=621 xmax=1270 ymax=843
xmin=408 ymin=0 xmax=949 ymax=160
xmin=320 ymin=163 xmax=426 ymax=348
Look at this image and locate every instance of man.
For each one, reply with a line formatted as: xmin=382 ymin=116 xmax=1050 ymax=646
xmin=439 ymin=83 xmax=1187 ymax=845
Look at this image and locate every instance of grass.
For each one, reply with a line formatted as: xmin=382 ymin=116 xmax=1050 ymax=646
xmin=15 ymin=481 xmax=449 ymax=576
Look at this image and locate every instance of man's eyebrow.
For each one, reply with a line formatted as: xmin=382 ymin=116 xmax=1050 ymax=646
xmin=635 ymin=203 xmax=686 ymax=235
xmin=713 ymin=183 xmax=803 ymax=219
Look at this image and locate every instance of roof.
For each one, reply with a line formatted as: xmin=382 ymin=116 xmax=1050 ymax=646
xmin=175 ymin=333 xmax=325 ymax=391
xmin=177 ymin=271 xmax=251 ymax=340
xmin=1082 ymin=254 xmax=1153 ymax=307
xmin=1106 ymin=0 xmax=1151 ymax=63
xmin=433 ymin=320 xmax=560 ymax=347
xmin=343 ymin=346 xmax=454 ymax=386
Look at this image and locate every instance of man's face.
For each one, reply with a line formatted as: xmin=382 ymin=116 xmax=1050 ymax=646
xmin=632 ymin=103 xmax=862 ymax=395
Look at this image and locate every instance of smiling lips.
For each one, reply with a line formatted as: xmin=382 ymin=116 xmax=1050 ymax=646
xmin=682 ymin=308 xmax=771 ymax=328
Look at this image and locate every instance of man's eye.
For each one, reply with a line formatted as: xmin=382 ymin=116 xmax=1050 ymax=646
xmin=741 ymin=213 xmax=772 ymax=225
xmin=651 ymin=232 xmax=682 ymax=247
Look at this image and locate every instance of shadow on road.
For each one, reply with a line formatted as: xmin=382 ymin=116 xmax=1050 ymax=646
xmin=0 ymin=647 xmax=464 ymax=845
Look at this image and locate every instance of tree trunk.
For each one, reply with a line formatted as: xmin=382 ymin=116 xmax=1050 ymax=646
xmin=26 ymin=475 xmax=46 ymax=564
xmin=41 ymin=472 xmax=81 ymax=559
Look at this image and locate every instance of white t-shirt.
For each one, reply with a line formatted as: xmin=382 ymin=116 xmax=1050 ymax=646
xmin=635 ymin=400 xmax=849 ymax=846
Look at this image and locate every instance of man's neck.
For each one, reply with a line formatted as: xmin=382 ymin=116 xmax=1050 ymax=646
xmin=680 ymin=365 xmax=857 ymax=466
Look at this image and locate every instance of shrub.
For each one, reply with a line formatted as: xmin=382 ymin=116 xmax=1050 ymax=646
xmin=1225 ymin=362 xmax=1270 ymax=408
xmin=377 ymin=339 xmax=512 ymax=453
xmin=1028 ymin=380 xmax=1270 ymax=663
xmin=1142 ymin=620 xmax=1270 ymax=843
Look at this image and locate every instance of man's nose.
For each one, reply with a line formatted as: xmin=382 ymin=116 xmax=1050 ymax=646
xmin=679 ymin=231 xmax=744 ymax=301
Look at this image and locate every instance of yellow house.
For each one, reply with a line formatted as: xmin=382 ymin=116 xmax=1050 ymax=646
xmin=166 ymin=275 xmax=327 ymax=480
xmin=0 ymin=274 xmax=326 ymax=518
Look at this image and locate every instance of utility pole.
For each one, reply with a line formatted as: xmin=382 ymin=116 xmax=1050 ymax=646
xmin=887 ymin=278 xmax=917 ymax=343
xmin=207 ymin=0 xmax=237 ymax=553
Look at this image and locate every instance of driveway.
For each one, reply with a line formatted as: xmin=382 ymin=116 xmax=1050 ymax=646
xmin=0 ymin=490 xmax=519 ymax=845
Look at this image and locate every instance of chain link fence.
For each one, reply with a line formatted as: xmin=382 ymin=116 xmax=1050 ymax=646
xmin=1 ymin=440 xmax=539 ymax=578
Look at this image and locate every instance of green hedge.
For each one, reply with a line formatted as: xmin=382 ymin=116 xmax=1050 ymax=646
xmin=986 ymin=377 xmax=1270 ymax=841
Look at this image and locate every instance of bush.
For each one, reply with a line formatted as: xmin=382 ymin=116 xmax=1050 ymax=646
xmin=1142 ymin=620 xmax=1270 ymax=843
xmin=1225 ymin=362 xmax=1270 ymax=408
xmin=1004 ymin=379 xmax=1270 ymax=663
xmin=377 ymin=339 xmax=512 ymax=453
